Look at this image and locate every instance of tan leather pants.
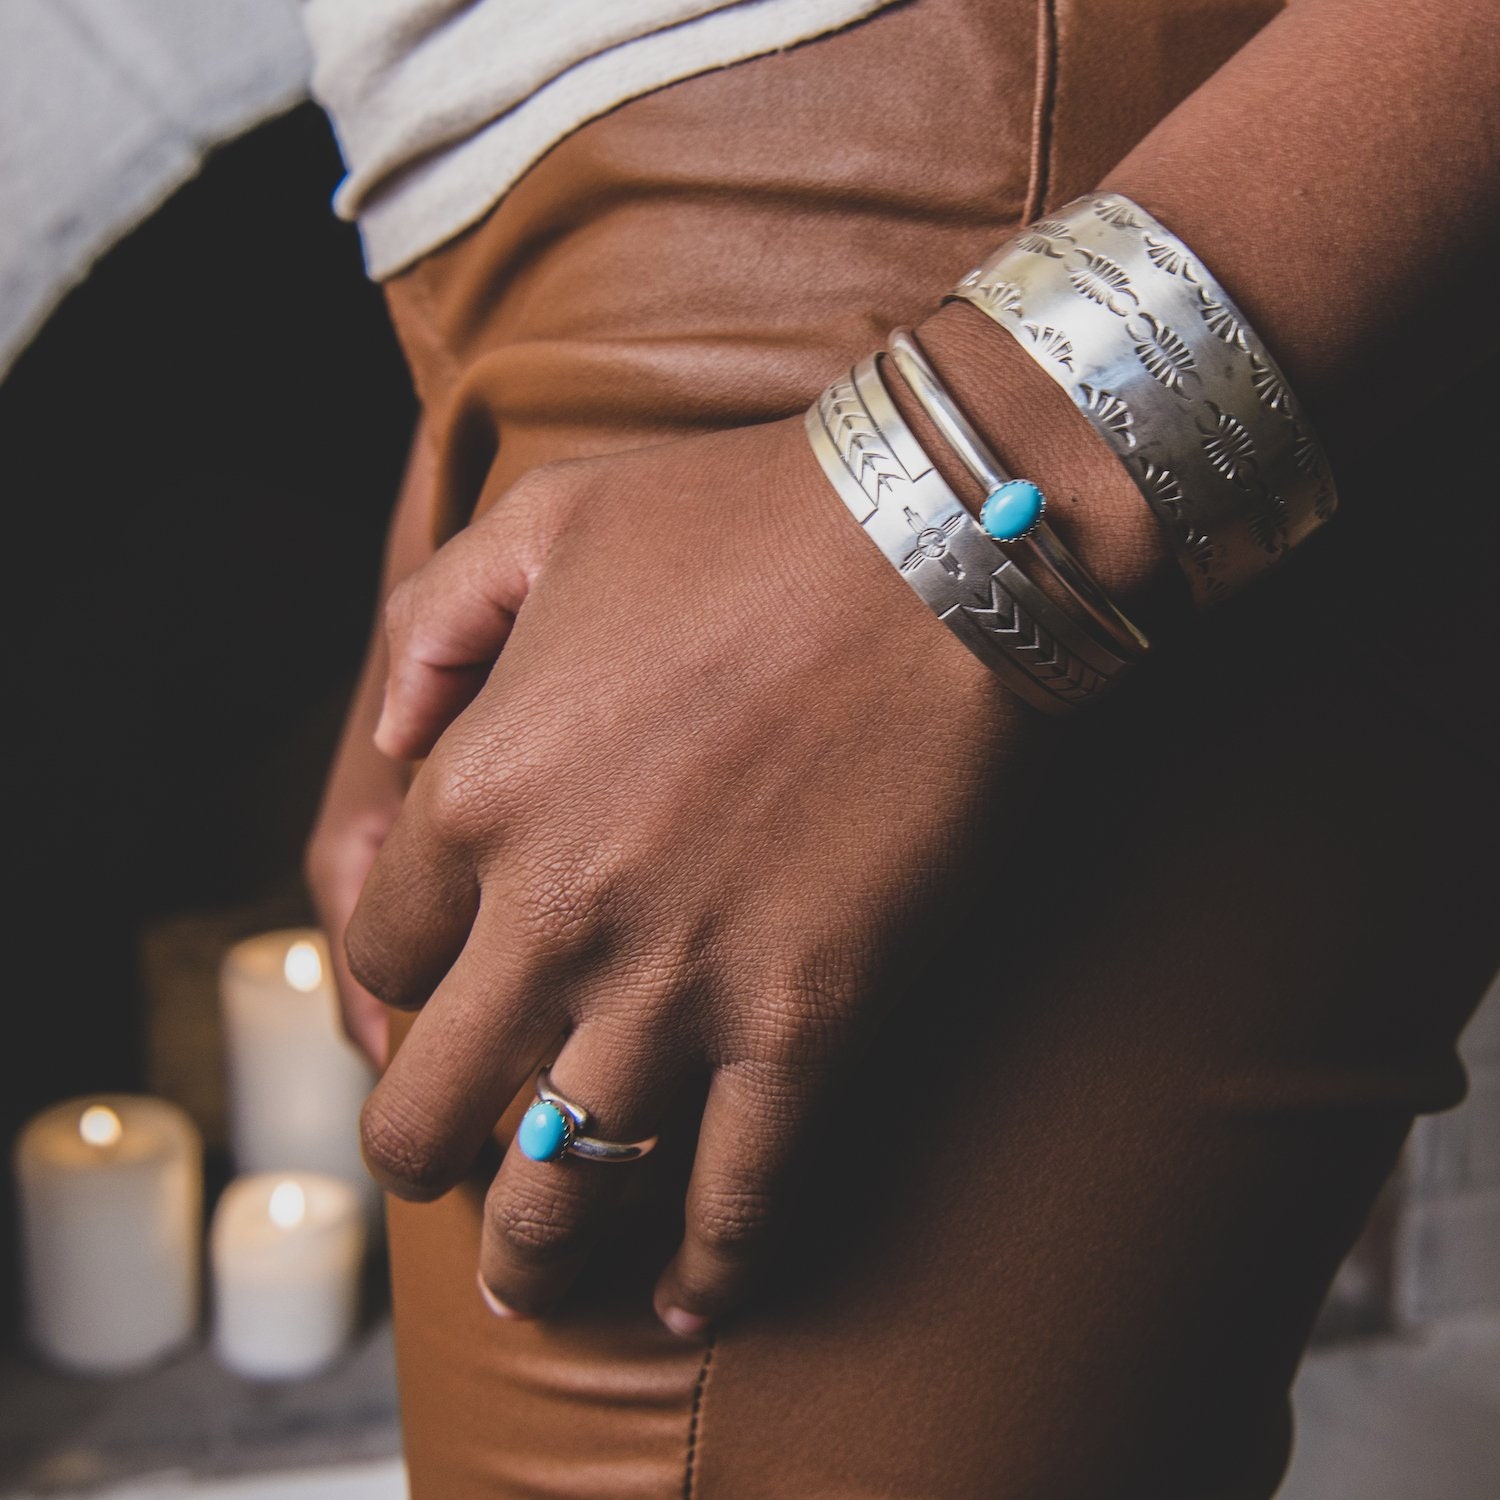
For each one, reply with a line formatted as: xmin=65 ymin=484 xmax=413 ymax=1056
xmin=380 ymin=1 xmax=1500 ymax=1493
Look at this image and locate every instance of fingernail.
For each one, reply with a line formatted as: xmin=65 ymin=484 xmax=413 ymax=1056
xmin=374 ymin=689 xmax=404 ymax=759
xmin=476 ymin=1271 xmax=523 ymax=1319
xmin=660 ymin=1305 xmax=711 ymax=1340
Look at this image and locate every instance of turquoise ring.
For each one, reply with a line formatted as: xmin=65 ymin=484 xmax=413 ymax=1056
xmin=517 ymin=1069 xmax=659 ymax=1164
xmin=979 ymin=479 xmax=1046 ymax=542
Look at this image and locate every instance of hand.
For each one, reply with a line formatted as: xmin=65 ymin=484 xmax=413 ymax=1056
xmin=306 ymin=425 xmax=438 ymax=1067
xmin=305 ymin=630 xmax=407 ymax=1068
xmin=345 ymin=411 xmax=1055 ymax=1335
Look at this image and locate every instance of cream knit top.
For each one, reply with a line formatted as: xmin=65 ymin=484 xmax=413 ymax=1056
xmin=304 ymin=0 xmax=898 ymax=278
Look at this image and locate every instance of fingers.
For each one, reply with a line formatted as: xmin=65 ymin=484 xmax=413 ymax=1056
xmin=307 ymin=809 xmax=396 ymax=1067
xmin=311 ymin=867 xmax=393 ymax=1069
xmin=477 ymin=1026 xmax=681 ymax=1319
xmin=652 ymin=1060 xmax=813 ymax=1338
xmin=359 ymin=933 xmax=563 ymax=1201
xmin=374 ymin=473 xmax=562 ymax=762
xmin=373 ymin=539 xmax=520 ymax=760
xmin=342 ymin=760 xmax=483 ymax=1010
xmin=334 ymin=967 xmax=391 ymax=1072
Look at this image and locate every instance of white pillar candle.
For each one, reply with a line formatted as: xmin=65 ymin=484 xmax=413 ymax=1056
xmin=220 ymin=930 xmax=376 ymax=1210
xmin=15 ymin=1095 xmax=201 ymax=1372
xmin=210 ymin=1171 xmax=365 ymax=1380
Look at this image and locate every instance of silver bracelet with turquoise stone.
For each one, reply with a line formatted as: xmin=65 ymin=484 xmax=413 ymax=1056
xmin=805 ymin=354 xmax=1130 ymax=710
xmin=886 ymin=326 xmax=1149 ymax=662
xmin=948 ymin=193 xmax=1337 ymax=606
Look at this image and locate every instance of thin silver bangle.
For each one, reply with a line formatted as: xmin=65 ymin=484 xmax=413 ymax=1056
xmin=948 ymin=193 xmax=1338 ymax=605
xmin=886 ymin=327 xmax=1150 ymax=659
xmin=857 ymin=356 xmax=1127 ymax=684
xmin=805 ymin=355 xmax=1124 ymax=710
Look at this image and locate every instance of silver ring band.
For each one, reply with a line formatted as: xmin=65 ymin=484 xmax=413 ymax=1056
xmin=534 ymin=1069 xmax=659 ymax=1163
xmin=886 ymin=327 xmax=1149 ymax=659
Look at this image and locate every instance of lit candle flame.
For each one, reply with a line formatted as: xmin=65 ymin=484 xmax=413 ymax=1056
xmin=283 ymin=939 xmax=323 ymax=993
xmin=79 ymin=1105 xmax=123 ymax=1148
xmin=268 ymin=1179 xmax=307 ymax=1230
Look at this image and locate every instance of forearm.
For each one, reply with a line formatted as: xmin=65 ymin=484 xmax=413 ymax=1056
xmin=906 ymin=0 xmax=1498 ymax=620
xmin=1103 ymin=0 xmax=1500 ymax=431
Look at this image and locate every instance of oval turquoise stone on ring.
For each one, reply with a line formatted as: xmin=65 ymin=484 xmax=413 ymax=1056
xmin=518 ymin=1100 xmax=571 ymax=1162
xmin=980 ymin=479 xmax=1045 ymax=541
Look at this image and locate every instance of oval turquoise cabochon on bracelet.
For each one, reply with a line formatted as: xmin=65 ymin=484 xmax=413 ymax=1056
xmin=980 ymin=479 xmax=1046 ymax=541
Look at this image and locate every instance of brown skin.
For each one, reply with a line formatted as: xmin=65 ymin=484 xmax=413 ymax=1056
xmin=314 ymin=0 xmax=1498 ymax=1337
xmin=308 ymin=301 xmax=1178 ymax=1332
xmin=305 ymin=422 xmax=438 ymax=1068
xmin=342 ymin=409 xmax=1148 ymax=1334
xmin=313 ymin=301 xmax=1177 ymax=1329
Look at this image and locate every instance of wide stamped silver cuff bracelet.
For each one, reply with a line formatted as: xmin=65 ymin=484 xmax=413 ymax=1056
xmin=948 ymin=193 xmax=1338 ymax=605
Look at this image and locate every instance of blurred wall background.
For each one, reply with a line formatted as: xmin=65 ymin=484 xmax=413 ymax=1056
xmin=0 ymin=10 xmax=415 ymax=1334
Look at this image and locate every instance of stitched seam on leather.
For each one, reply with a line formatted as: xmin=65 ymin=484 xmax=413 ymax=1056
xmin=682 ymin=1339 xmax=716 ymax=1500
xmin=1025 ymin=0 xmax=1060 ymax=221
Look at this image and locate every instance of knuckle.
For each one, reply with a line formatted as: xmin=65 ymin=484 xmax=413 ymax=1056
xmin=381 ymin=576 xmax=420 ymax=643
xmin=503 ymin=457 xmax=581 ymax=513
xmin=691 ymin=1175 xmax=775 ymax=1259
xmin=488 ymin=458 xmax=591 ymax=564
xmin=420 ymin=758 xmax=485 ymax=844
xmin=417 ymin=732 xmax=526 ymax=847
xmin=489 ymin=1191 xmax=589 ymax=1264
xmin=512 ymin=841 xmax=630 ymax=961
xmin=755 ymin=967 xmax=856 ymax=1065
xmin=502 ymin=461 xmax=564 ymax=506
xmin=342 ymin=918 xmax=388 ymax=999
xmin=342 ymin=914 xmax=415 ymax=1009
xmin=359 ymin=1095 xmax=453 ymax=1200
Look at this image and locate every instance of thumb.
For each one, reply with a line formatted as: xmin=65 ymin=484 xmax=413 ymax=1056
xmin=373 ymin=472 xmax=560 ymax=760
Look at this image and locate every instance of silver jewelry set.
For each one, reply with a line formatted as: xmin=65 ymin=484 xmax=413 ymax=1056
xmin=807 ymin=192 xmax=1338 ymax=709
xmin=512 ymin=197 xmax=1339 ymax=1177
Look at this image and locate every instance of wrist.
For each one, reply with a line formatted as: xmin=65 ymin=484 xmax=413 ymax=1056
xmin=893 ymin=301 xmax=1190 ymax=635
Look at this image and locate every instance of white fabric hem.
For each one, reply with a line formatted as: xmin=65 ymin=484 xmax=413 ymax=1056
xmin=343 ymin=0 xmax=895 ymax=280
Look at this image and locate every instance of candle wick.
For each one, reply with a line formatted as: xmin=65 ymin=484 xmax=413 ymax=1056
xmin=78 ymin=1106 xmax=123 ymax=1149
xmin=267 ymin=1180 xmax=307 ymax=1230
